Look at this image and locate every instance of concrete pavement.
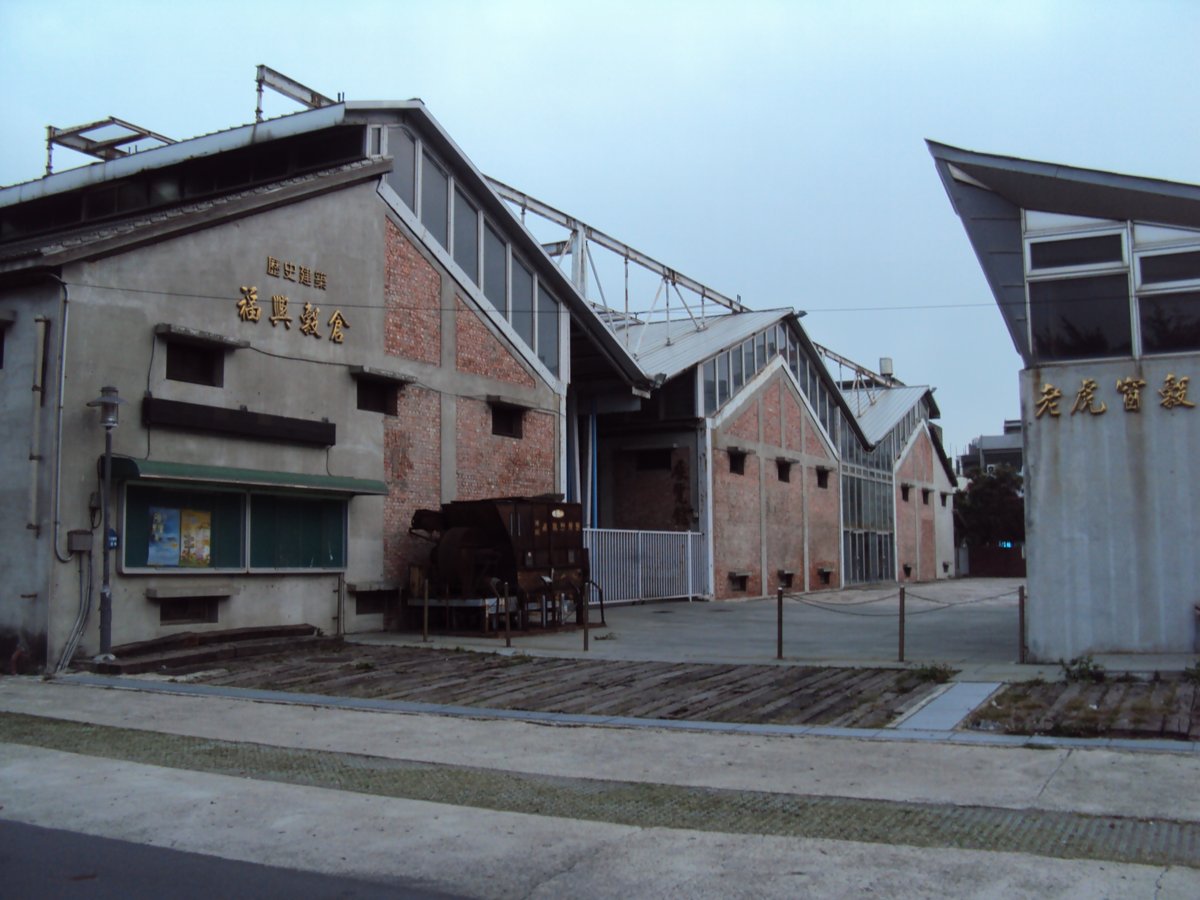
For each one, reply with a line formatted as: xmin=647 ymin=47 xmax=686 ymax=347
xmin=350 ymin=577 xmax=1197 ymax=682
xmin=3 ymin=578 xmax=1198 ymax=897
xmin=2 ymin=675 xmax=1199 ymax=897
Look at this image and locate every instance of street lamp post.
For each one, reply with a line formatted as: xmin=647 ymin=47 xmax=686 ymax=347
xmin=87 ymin=386 xmax=124 ymax=659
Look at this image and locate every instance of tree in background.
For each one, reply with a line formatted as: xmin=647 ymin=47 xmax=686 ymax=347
xmin=954 ymin=465 xmax=1024 ymax=547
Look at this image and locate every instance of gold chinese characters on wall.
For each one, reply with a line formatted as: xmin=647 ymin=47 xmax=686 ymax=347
xmin=235 ymin=255 xmax=347 ymax=344
xmin=1035 ymin=374 xmax=1195 ymax=419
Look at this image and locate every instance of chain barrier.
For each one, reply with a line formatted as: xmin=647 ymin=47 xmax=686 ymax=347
xmin=785 ymin=587 xmax=1021 ymax=619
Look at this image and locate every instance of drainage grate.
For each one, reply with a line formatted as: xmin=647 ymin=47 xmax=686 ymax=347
xmin=3 ymin=711 xmax=1198 ymax=868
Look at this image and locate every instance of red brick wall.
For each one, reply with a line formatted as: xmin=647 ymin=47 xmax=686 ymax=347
xmin=895 ymin=428 xmax=938 ymax=582
xmin=806 ymin=440 xmax=841 ymax=590
xmin=712 ymin=449 xmax=762 ymax=598
xmin=612 ymin=449 xmax=694 ymax=531
xmin=455 ymin=297 xmax=535 ymax=388
xmin=456 ymin=399 xmax=555 ymax=500
xmin=384 ymin=220 xmax=440 ymax=364
xmin=711 ymin=372 xmax=844 ymax=598
xmin=784 ymin=386 xmax=804 ymax=454
xmin=726 ymin=403 xmax=759 ymax=443
xmin=383 ymin=386 xmax=441 ymax=584
xmin=762 ymin=380 xmax=782 ymax=447
xmin=765 ymin=453 xmax=805 ymax=593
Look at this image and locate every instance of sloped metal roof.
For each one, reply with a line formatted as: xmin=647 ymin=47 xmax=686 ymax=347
xmin=927 ymin=140 xmax=1200 ymax=364
xmin=840 ymin=385 xmax=933 ymax=444
xmin=0 ymin=105 xmax=355 ymax=204
xmin=0 ymin=158 xmax=385 ymax=270
xmin=612 ymin=309 xmax=795 ymax=380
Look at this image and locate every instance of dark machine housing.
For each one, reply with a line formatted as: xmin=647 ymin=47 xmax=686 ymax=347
xmin=409 ymin=497 xmax=594 ymax=631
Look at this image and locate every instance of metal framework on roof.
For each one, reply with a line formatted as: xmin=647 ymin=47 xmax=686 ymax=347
xmin=44 ymin=118 xmax=176 ymax=175
xmin=812 ymin=342 xmax=902 ymax=415
xmin=486 ymin=177 xmax=748 ymax=343
xmin=254 ymin=64 xmax=340 ymax=122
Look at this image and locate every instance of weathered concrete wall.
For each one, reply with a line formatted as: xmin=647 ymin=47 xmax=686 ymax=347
xmin=5 ymin=179 xmax=562 ymax=665
xmin=1021 ymin=359 xmax=1200 ymax=658
xmin=0 ymin=283 xmax=60 ymax=669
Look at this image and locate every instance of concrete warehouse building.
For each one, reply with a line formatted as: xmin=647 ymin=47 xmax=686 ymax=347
xmin=0 ymin=75 xmax=959 ymax=670
xmin=931 ymin=140 xmax=1200 ymax=659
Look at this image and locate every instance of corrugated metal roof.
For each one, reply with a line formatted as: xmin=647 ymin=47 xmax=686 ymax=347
xmin=612 ymin=309 xmax=794 ymax=379
xmin=840 ymin=385 xmax=932 ymax=444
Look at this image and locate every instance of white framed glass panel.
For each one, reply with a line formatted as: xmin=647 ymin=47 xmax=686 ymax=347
xmin=536 ymin=284 xmax=560 ymax=375
xmin=483 ymin=222 xmax=507 ymax=311
xmin=1140 ymin=290 xmax=1200 ymax=354
xmin=702 ymin=359 xmax=717 ymax=414
xmin=385 ymin=127 xmax=416 ymax=211
xmin=1028 ymin=234 xmax=1123 ymax=271
xmin=1029 ymin=274 xmax=1132 ymax=362
xmin=1139 ymin=250 xmax=1200 ymax=287
xmin=731 ymin=343 xmax=745 ymax=390
xmin=716 ymin=352 xmax=730 ymax=405
xmin=453 ymin=189 xmax=479 ymax=283
xmin=420 ymin=156 xmax=449 ymax=249
xmin=511 ymin=258 xmax=535 ymax=348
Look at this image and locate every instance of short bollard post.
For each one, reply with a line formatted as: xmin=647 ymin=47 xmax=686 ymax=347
xmin=1018 ymin=585 xmax=1026 ymax=663
xmin=776 ymin=587 xmax=784 ymax=660
xmin=504 ymin=583 xmax=512 ymax=649
xmin=898 ymin=586 xmax=906 ymax=663
xmin=422 ymin=579 xmax=429 ymax=643
xmin=582 ymin=586 xmax=590 ymax=652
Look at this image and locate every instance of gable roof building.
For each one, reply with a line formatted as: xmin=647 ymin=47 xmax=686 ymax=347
xmin=0 ymin=82 xmax=963 ymax=670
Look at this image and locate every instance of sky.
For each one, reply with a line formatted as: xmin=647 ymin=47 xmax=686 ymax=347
xmin=3 ymin=0 xmax=1199 ymax=460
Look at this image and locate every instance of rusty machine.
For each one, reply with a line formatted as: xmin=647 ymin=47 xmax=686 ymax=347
xmin=406 ymin=497 xmax=600 ymax=633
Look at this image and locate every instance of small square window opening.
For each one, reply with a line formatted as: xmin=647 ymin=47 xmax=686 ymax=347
xmin=492 ymin=405 xmax=524 ymax=438
xmin=166 ymin=341 xmax=223 ymax=387
xmin=357 ymin=380 xmax=398 ymax=415
xmin=729 ymin=450 xmax=746 ymax=475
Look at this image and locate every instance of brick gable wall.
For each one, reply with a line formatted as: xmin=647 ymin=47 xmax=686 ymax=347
xmin=384 ymin=220 xmax=440 ymax=364
xmin=455 ymin=297 xmax=535 ymax=388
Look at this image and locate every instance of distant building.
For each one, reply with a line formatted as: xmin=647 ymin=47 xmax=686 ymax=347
xmin=958 ymin=419 xmax=1023 ymax=477
xmin=931 ymin=141 xmax=1200 ymax=658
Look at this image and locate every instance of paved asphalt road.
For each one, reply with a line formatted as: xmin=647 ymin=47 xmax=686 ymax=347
xmin=0 ymin=820 xmax=463 ymax=899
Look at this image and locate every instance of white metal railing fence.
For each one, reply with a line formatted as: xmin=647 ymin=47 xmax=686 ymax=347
xmin=583 ymin=528 xmax=710 ymax=605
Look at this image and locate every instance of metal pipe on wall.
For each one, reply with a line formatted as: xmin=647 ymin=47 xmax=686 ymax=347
xmin=28 ymin=318 xmax=48 ymax=534
xmin=49 ymin=276 xmax=73 ymax=564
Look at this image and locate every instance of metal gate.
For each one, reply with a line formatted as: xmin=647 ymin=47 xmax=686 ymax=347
xmin=583 ymin=529 xmax=709 ymax=604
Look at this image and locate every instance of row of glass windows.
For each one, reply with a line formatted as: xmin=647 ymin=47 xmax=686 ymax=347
xmin=123 ymin=484 xmax=346 ymax=572
xmin=843 ymin=529 xmax=895 ymax=585
xmin=842 ymin=472 xmax=894 ymax=533
xmin=699 ymin=322 xmax=841 ymax=442
xmin=1024 ymin=221 xmax=1200 ymax=363
xmin=383 ymin=126 xmax=560 ymax=376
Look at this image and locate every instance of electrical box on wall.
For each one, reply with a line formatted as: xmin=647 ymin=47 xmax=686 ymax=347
xmin=67 ymin=530 xmax=92 ymax=554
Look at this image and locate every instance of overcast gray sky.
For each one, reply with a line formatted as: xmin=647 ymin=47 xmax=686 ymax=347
xmin=3 ymin=0 xmax=1198 ymax=458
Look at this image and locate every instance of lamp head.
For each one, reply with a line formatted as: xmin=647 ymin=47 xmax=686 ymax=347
xmin=87 ymin=385 xmax=126 ymax=428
